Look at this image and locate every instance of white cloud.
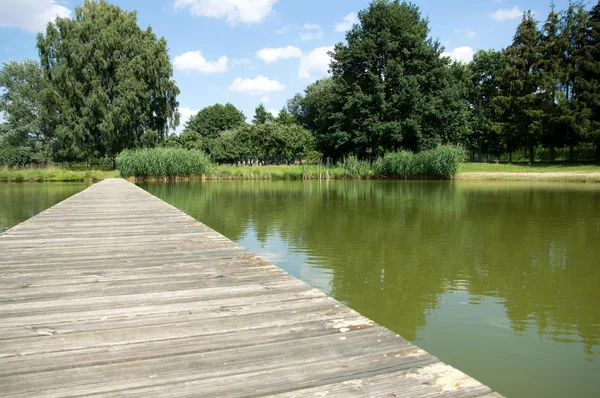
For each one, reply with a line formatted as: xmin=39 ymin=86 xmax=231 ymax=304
xmin=456 ymin=28 xmax=477 ymax=39
xmin=335 ymin=12 xmax=358 ymax=33
xmin=228 ymin=75 xmax=285 ymax=96
xmin=269 ymin=109 xmax=279 ymax=118
xmin=490 ymin=6 xmax=523 ymax=21
xmin=442 ymin=46 xmax=474 ymax=63
xmin=173 ymin=0 xmax=277 ymax=25
xmin=256 ymin=46 xmax=302 ymax=64
xmin=303 ymin=23 xmax=321 ymax=30
xmin=299 ymin=46 xmax=334 ymax=80
xmin=174 ymin=50 xmax=228 ymax=73
xmin=232 ymin=58 xmax=251 ymax=65
xmin=260 ymin=96 xmax=270 ymax=103
xmin=300 ymin=31 xmax=324 ymax=41
xmin=0 ymin=0 xmax=71 ymax=33
xmin=176 ymin=107 xmax=199 ymax=133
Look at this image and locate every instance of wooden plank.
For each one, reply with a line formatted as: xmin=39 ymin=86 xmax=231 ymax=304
xmin=0 ymin=178 xmax=500 ymax=397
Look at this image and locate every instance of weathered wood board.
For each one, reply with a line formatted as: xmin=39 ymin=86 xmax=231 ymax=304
xmin=0 ymin=178 xmax=501 ymax=397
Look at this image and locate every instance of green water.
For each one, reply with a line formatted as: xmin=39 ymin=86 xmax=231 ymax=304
xmin=0 ymin=182 xmax=89 ymax=233
xmin=1 ymin=180 xmax=599 ymax=397
xmin=139 ymin=180 xmax=600 ymax=398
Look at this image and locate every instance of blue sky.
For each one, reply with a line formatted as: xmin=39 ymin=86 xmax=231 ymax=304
xmin=0 ymin=0 xmax=574 ymax=132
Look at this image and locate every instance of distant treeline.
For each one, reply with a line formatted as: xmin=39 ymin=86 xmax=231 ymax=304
xmin=1 ymin=0 xmax=599 ymax=167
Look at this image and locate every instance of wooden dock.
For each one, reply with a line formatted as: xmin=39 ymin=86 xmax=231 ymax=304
xmin=0 ymin=179 xmax=500 ymax=397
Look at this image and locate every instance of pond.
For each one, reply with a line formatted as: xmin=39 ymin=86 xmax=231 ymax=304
xmin=1 ymin=180 xmax=599 ymax=397
xmin=0 ymin=182 xmax=89 ymax=233
xmin=139 ymin=180 xmax=600 ymax=398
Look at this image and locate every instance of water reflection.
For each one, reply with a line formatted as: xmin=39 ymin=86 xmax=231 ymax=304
xmin=0 ymin=182 xmax=89 ymax=232
xmin=140 ymin=180 xmax=600 ymax=397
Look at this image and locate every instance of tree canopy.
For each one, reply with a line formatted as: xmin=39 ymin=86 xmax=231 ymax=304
xmin=36 ymin=0 xmax=180 ymax=161
xmin=183 ymin=103 xmax=246 ymax=137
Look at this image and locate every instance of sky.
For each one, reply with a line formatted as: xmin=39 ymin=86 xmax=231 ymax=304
xmin=0 ymin=0 xmax=576 ymax=132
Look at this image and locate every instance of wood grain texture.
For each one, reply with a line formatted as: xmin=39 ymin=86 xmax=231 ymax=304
xmin=0 ymin=178 xmax=501 ymax=397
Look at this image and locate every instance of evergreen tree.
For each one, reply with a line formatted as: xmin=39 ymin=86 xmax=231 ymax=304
xmin=494 ymin=11 xmax=543 ymax=163
xmin=275 ymin=107 xmax=296 ymax=125
xmin=557 ymin=1 xmax=590 ymax=161
xmin=578 ymin=1 xmax=600 ymax=159
xmin=37 ymin=0 xmax=180 ymax=161
xmin=252 ymin=103 xmax=273 ymax=125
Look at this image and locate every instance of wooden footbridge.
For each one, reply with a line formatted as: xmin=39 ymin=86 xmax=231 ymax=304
xmin=0 ymin=179 xmax=501 ymax=397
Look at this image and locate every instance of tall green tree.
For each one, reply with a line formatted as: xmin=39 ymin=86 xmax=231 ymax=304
xmin=0 ymin=60 xmax=52 ymax=158
xmin=494 ymin=11 xmax=543 ymax=163
xmin=252 ymin=103 xmax=273 ymax=125
xmin=328 ymin=0 xmax=470 ymax=159
xmin=538 ymin=3 xmax=566 ymax=160
xmin=183 ymin=103 xmax=246 ymax=137
xmin=467 ymin=50 xmax=506 ymax=160
xmin=557 ymin=1 xmax=590 ymax=160
xmin=37 ymin=0 xmax=180 ymax=161
xmin=579 ymin=1 xmax=600 ymax=159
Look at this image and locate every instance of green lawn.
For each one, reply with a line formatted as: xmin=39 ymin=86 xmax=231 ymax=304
xmin=459 ymin=162 xmax=600 ymax=173
xmin=0 ymin=168 xmax=120 ymax=182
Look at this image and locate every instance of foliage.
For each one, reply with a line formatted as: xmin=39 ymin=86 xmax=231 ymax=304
xmin=324 ymin=0 xmax=470 ymax=159
xmin=373 ymin=145 xmax=465 ymax=179
xmin=37 ymin=0 xmax=180 ymax=161
xmin=252 ymin=104 xmax=273 ymax=125
xmin=117 ymin=148 xmax=212 ymax=178
xmin=183 ymin=103 xmax=245 ymax=137
xmin=336 ymin=156 xmax=373 ymax=179
xmin=0 ymin=147 xmax=32 ymax=168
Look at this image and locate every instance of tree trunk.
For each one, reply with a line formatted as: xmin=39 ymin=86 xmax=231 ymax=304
xmin=509 ymin=151 xmax=512 ymax=163
xmin=529 ymin=145 xmax=534 ymax=164
xmin=550 ymin=147 xmax=556 ymax=163
xmin=569 ymin=145 xmax=575 ymax=163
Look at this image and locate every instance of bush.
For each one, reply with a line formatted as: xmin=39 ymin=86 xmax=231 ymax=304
xmin=374 ymin=145 xmax=465 ymax=179
xmin=0 ymin=147 xmax=32 ymax=168
xmin=117 ymin=148 xmax=213 ymax=178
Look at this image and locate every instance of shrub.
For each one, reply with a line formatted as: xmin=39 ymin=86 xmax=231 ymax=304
xmin=0 ymin=147 xmax=32 ymax=168
xmin=117 ymin=148 xmax=212 ymax=178
xmin=374 ymin=145 xmax=465 ymax=179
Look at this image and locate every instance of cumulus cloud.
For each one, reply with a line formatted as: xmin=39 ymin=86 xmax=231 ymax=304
xmin=176 ymin=107 xmax=199 ymax=133
xmin=0 ymin=0 xmax=71 ymax=33
xmin=490 ymin=6 xmax=523 ymax=20
xmin=269 ymin=109 xmax=280 ymax=118
xmin=256 ymin=46 xmax=302 ymax=64
xmin=442 ymin=46 xmax=475 ymax=63
xmin=299 ymin=46 xmax=334 ymax=80
xmin=228 ymin=75 xmax=285 ymax=96
xmin=173 ymin=0 xmax=277 ymax=25
xmin=174 ymin=51 xmax=229 ymax=73
xmin=335 ymin=12 xmax=358 ymax=32
xmin=260 ymin=95 xmax=270 ymax=103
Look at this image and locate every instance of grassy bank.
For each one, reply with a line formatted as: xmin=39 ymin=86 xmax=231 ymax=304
xmin=0 ymin=168 xmax=119 ymax=182
xmin=460 ymin=163 xmax=600 ymax=173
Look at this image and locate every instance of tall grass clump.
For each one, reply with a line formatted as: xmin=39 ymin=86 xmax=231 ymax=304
xmin=374 ymin=145 xmax=465 ymax=179
xmin=337 ymin=155 xmax=372 ymax=179
xmin=117 ymin=148 xmax=212 ymax=179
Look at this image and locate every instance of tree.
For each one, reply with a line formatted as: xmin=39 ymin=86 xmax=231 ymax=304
xmin=468 ymin=50 xmax=506 ymax=160
xmin=0 ymin=60 xmax=52 ymax=159
xmin=183 ymin=103 xmax=245 ymax=137
xmin=494 ymin=11 xmax=543 ymax=163
xmin=252 ymin=103 xmax=273 ymax=125
xmin=276 ymin=107 xmax=296 ymax=125
xmin=328 ymin=0 xmax=470 ymax=159
xmin=37 ymin=0 xmax=180 ymax=161
xmin=557 ymin=1 xmax=590 ymax=161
